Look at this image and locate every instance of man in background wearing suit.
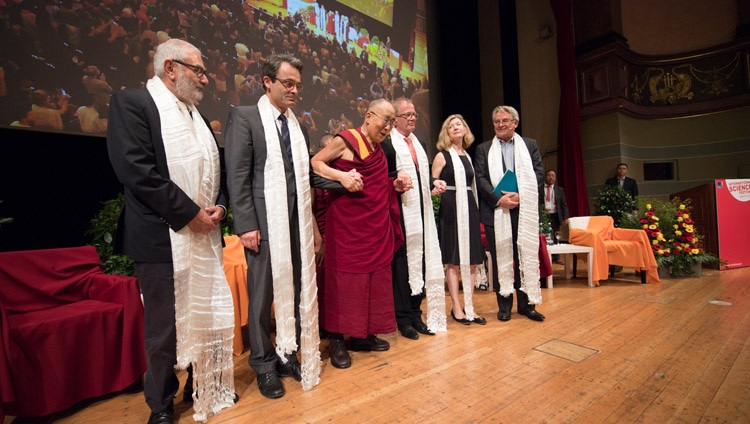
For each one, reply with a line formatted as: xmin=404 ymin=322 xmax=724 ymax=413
xmin=107 ymin=39 xmax=235 ymax=424
xmin=605 ymin=163 xmax=639 ymax=201
xmin=224 ymin=54 xmax=322 ymax=400
xmin=540 ymin=169 xmax=569 ymax=239
xmin=474 ymin=105 xmax=545 ymax=323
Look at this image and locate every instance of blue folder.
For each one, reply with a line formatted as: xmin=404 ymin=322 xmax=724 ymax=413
xmin=492 ymin=170 xmax=518 ymax=195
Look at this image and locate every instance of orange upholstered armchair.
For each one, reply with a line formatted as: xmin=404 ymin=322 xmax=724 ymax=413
xmin=568 ymin=216 xmax=659 ymax=286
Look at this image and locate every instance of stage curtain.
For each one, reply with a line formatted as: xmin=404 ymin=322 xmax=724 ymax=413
xmin=550 ymin=0 xmax=589 ymax=216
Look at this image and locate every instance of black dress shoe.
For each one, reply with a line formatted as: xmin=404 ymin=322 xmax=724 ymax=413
xmin=183 ymin=380 xmax=193 ymax=403
xmin=257 ymin=371 xmax=285 ymax=399
xmin=470 ymin=316 xmax=487 ymax=325
xmin=398 ymin=324 xmax=419 ymax=340
xmin=328 ymin=338 xmax=352 ymax=368
xmin=148 ymin=410 xmax=174 ymax=424
xmin=497 ymin=311 xmax=511 ymax=321
xmin=412 ymin=321 xmax=435 ymax=336
xmin=348 ymin=335 xmax=390 ymax=351
xmin=277 ymin=358 xmax=303 ymax=382
xmin=519 ymin=309 xmax=545 ymax=322
xmin=451 ymin=310 xmax=471 ymax=325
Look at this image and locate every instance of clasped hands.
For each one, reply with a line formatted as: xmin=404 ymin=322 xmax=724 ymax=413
xmin=187 ymin=206 xmax=225 ymax=234
xmin=393 ymin=171 xmax=413 ymax=193
xmin=431 ymin=179 xmax=447 ymax=195
xmin=496 ymin=191 xmax=519 ymax=209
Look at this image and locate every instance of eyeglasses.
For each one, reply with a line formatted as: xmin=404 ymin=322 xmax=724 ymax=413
xmin=369 ymin=111 xmax=396 ymax=127
xmin=396 ymin=112 xmax=420 ymax=120
xmin=172 ymin=59 xmax=207 ymax=78
xmin=272 ymin=77 xmax=303 ymax=92
xmin=493 ymin=118 xmax=516 ymax=125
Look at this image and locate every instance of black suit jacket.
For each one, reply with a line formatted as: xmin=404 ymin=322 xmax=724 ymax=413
xmin=107 ymin=88 xmax=227 ymax=262
xmin=539 ymin=184 xmax=569 ymax=221
xmin=474 ymin=136 xmax=544 ymax=226
xmin=605 ymin=176 xmax=639 ymax=199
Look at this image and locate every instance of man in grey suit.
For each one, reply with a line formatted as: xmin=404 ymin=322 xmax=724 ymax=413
xmin=474 ymin=105 xmax=546 ymax=322
xmin=224 ymin=54 xmax=322 ymax=399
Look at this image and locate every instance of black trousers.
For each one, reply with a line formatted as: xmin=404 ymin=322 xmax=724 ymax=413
xmin=136 ymin=261 xmax=181 ymax=414
xmin=392 ymin=241 xmax=424 ymax=327
xmin=484 ymin=207 xmax=536 ymax=314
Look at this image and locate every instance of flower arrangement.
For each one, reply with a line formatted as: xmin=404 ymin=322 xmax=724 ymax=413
xmin=621 ymin=197 xmax=719 ymax=277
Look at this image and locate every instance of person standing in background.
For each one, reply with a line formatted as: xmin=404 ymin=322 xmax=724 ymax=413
xmin=605 ymin=163 xmax=639 ymax=201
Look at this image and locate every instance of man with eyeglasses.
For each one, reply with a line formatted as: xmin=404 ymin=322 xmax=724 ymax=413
xmin=311 ymin=98 xmax=412 ymax=369
xmin=224 ymin=54 xmax=323 ymax=400
xmin=381 ymin=97 xmax=447 ymax=341
xmin=474 ymin=105 xmax=546 ymax=323
xmin=107 ymin=39 xmax=236 ymax=424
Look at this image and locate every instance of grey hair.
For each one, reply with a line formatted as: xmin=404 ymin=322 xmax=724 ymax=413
xmin=153 ymin=39 xmax=201 ymax=77
xmin=391 ymin=97 xmax=412 ymax=114
xmin=491 ymin=105 xmax=520 ymax=122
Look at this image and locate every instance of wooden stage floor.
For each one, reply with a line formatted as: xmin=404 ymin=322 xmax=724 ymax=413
xmin=7 ymin=265 xmax=750 ymax=423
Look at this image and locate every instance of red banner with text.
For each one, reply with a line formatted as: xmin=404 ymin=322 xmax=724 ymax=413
xmin=716 ymin=179 xmax=750 ymax=269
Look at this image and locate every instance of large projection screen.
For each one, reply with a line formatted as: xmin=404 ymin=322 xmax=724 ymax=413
xmin=0 ymin=0 xmax=432 ymax=151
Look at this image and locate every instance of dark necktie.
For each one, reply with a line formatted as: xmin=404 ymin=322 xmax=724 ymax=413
xmin=278 ymin=113 xmax=293 ymax=161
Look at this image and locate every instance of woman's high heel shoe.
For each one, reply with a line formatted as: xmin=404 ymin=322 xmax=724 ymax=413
xmin=451 ymin=310 xmax=471 ymax=325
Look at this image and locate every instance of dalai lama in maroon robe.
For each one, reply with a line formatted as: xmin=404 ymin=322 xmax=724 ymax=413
xmin=311 ymin=99 xmax=412 ymax=369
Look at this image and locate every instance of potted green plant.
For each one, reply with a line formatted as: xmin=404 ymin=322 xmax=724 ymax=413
xmin=86 ymin=193 xmax=135 ymax=276
xmin=593 ymin=185 xmax=636 ymax=227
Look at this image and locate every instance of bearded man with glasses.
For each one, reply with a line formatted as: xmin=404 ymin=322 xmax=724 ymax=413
xmin=107 ymin=38 xmax=236 ymax=423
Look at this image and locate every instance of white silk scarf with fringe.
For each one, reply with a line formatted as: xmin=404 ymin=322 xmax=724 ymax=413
xmin=257 ymin=94 xmax=322 ymax=389
xmin=390 ymin=128 xmax=446 ymax=332
xmin=447 ymin=146 xmax=482 ymax=319
xmin=487 ymin=134 xmax=542 ymax=304
xmin=146 ymin=76 xmax=235 ymax=421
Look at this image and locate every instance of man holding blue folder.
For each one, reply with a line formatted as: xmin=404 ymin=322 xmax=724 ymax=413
xmin=474 ymin=106 xmax=546 ymax=322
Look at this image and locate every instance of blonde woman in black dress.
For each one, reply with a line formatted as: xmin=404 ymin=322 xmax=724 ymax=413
xmin=431 ymin=114 xmax=487 ymax=325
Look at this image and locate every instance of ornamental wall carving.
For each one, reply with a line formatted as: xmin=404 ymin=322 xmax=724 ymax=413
xmin=577 ymin=39 xmax=750 ymax=119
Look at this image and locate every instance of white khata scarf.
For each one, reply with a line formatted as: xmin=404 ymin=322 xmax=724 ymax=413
xmin=447 ymin=146 xmax=481 ymax=318
xmin=390 ymin=128 xmax=446 ymax=332
xmin=487 ymin=134 xmax=542 ymax=304
xmin=257 ymin=94 xmax=321 ymax=389
xmin=146 ymin=76 xmax=235 ymax=422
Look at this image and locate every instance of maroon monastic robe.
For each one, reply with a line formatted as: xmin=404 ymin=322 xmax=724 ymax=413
xmin=322 ymin=127 xmax=402 ymax=337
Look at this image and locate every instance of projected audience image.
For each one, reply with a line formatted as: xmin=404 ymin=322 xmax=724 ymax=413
xmin=0 ymin=0 xmax=431 ymax=149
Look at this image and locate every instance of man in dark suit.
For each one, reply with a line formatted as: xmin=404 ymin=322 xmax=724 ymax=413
xmin=474 ymin=105 xmax=546 ymax=323
xmin=224 ymin=54 xmax=322 ymax=400
xmin=605 ymin=163 xmax=639 ymax=200
xmin=382 ymin=97 xmax=447 ymax=341
xmin=107 ymin=39 xmax=234 ymax=424
xmin=539 ymin=169 xmax=569 ymax=238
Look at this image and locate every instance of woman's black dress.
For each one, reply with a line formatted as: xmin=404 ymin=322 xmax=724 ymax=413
xmin=437 ymin=151 xmax=485 ymax=265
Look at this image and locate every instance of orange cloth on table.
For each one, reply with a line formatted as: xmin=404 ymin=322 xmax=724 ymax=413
xmin=569 ymin=216 xmax=659 ymax=285
xmin=222 ymin=235 xmax=250 ymax=355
